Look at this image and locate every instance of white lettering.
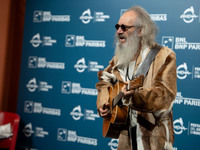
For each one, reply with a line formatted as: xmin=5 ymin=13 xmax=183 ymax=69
xmin=42 ymin=107 xmax=61 ymax=116
xmin=77 ymin=136 xmax=97 ymax=146
xmin=175 ymin=37 xmax=187 ymax=43
xmin=46 ymin=62 xmax=65 ymax=69
xmin=188 ymin=44 xmax=200 ymax=50
xmin=175 ymin=44 xmax=187 ymax=49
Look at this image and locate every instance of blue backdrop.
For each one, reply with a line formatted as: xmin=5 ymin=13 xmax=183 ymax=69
xmin=17 ymin=0 xmax=200 ymax=149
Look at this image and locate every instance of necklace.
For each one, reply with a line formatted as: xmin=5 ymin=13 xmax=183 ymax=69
xmin=126 ymin=66 xmax=134 ymax=81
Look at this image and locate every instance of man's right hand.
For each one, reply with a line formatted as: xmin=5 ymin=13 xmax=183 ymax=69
xmin=98 ymin=103 xmax=111 ymax=118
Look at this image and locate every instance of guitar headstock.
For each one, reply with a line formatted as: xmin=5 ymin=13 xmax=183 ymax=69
xmin=127 ymin=74 xmax=144 ymax=90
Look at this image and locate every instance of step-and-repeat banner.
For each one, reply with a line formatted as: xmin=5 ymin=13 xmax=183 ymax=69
xmin=17 ymin=0 xmax=200 ymax=149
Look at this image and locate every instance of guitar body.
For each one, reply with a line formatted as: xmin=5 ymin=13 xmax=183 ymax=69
xmin=103 ymin=82 xmax=128 ymax=139
xmin=102 ymin=75 xmax=144 ymax=139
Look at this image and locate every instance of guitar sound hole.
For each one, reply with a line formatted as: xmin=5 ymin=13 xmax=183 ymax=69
xmin=118 ymin=100 xmax=123 ymax=108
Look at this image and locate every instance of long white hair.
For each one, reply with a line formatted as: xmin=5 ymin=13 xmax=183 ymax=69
xmin=127 ymin=6 xmax=158 ymax=47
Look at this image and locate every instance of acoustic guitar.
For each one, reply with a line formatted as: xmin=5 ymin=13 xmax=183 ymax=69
xmin=102 ymin=75 xmax=144 ymax=138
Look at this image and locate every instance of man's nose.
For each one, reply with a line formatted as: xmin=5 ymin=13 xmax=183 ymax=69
xmin=116 ymin=27 xmax=124 ymax=34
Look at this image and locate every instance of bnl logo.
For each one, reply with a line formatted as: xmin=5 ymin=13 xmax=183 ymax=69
xmin=65 ymin=35 xmax=75 ymax=47
xmin=61 ymin=81 xmax=71 ymax=94
xmin=28 ymin=56 xmax=37 ymax=68
xmin=162 ymin=36 xmax=174 ymax=49
xmin=33 ymin=10 xmax=43 ymax=22
xmin=24 ymin=101 xmax=34 ymax=113
xmin=57 ymin=128 xmax=67 ymax=141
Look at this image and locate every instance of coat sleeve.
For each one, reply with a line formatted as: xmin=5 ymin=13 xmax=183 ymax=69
xmin=96 ymin=58 xmax=115 ymax=110
xmin=129 ymin=51 xmax=177 ymax=116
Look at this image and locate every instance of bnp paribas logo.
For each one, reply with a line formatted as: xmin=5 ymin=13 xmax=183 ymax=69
xmin=162 ymin=36 xmax=174 ymax=49
xmin=180 ymin=6 xmax=199 ymax=23
xmin=33 ymin=10 xmax=70 ymax=23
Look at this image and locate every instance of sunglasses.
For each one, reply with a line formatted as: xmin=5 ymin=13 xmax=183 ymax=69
xmin=115 ymin=24 xmax=136 ymax=31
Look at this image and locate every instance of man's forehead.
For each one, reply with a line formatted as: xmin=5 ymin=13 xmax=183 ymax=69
xmin=118 ymin=11 xmax=137 ymax=25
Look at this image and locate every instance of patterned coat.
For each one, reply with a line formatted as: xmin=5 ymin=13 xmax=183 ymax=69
xmin=96 ymin=46 xmax=177 ymax=150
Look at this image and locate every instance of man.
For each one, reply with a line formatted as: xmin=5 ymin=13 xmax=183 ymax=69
xmin=96 ymin=6 xmax=177 ymax=150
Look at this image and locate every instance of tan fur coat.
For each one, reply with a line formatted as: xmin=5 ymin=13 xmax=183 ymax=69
xmin=96 ymin=46 xmax=177 ymax=150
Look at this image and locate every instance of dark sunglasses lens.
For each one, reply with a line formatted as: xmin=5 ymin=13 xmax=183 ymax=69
xmin=121 ymin=25 xmax=126 ymax=31
xmin=115 ymin=24 xmax=120 ymax=30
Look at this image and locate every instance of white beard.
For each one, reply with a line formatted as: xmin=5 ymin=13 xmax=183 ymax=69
xmin=115 ymin=30 xmax=140 ymax=69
